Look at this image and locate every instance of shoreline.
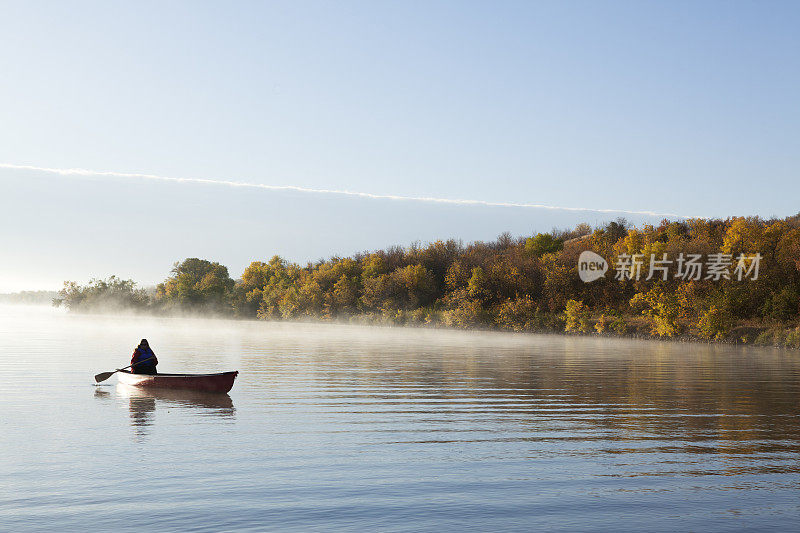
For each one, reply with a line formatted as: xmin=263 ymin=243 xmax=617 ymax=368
xmin=46 ymin=218 xmax=800 ymax=354
xmin=9 ymin=302 xmax=798 ymax=351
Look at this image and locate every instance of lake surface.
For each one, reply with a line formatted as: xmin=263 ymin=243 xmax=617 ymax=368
xmin=1 ymin=305 xmax=799 ymax=531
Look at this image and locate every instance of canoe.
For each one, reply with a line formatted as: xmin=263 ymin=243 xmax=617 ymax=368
xmin=117 ymin=369 xmax=239 ymax=393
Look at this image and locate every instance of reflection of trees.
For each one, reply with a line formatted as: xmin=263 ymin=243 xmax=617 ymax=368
xmin=239 ymin=330 xmax=800 ymax=477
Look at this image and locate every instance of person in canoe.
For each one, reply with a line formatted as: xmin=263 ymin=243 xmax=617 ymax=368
xmin=131 ymin=339 xmax=158 ymax=374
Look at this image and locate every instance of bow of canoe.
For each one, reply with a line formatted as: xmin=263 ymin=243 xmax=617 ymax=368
xmin=118 ymin=370 xmax=239 ymax=393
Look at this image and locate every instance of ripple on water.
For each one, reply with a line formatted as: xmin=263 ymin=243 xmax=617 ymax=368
xmin=1 ymin=305 xmax=799 ymax=531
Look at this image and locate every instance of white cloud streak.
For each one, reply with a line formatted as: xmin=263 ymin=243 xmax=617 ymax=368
xmin=0 ymin=163 xmax=688 ymax=218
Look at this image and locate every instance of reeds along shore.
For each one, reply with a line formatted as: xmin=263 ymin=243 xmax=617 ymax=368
xmin=54 ymin=215 xmax=800 ymax=348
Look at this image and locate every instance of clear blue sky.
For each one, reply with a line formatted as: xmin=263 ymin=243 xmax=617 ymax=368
xmin=1 ymin=1 xmax=798 ymax=291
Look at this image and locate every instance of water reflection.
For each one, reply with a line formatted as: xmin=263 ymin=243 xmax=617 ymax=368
xmin=114 ymin=384 xmax=235 ymax=440
xmin=6 ymin=304 xmax=800 ymax=531
xmin=93 ymin=388 xmax=111 ymax=400
xmin=238 ymin=334 xmax=800 ymax=479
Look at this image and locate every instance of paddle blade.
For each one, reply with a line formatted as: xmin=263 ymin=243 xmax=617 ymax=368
xmin=94 ymin=371 xmax=115 ymax=383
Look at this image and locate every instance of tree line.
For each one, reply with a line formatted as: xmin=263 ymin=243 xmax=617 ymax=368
xmin=55 ymin=214 xmax=800 ymax=347
xmin=0 ymin=290 xmax=58 ymax=305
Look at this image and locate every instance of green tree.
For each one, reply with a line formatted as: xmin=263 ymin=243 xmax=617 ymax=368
xmin=524 ymin=233 xmax=563 ymax=258
xmin=157 ymin=258 xmax=235 ymax=312
xmin=55 ymin=276 xmax=149 ymax=312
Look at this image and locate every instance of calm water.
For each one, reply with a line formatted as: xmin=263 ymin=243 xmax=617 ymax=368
xmin=1 ymin=305 xmax=799 ymax=532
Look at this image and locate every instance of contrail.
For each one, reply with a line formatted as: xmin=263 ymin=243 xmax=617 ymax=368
xmin=0 ymin=163 xmax=688 ymax=218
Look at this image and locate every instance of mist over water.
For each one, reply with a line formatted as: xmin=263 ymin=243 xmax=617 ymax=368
xmin=1 ymin=304 xmax=799 ymax=531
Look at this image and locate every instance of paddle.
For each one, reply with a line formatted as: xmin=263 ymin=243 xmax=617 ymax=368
xmin=94 ymin=356 xmax=156 ymax=383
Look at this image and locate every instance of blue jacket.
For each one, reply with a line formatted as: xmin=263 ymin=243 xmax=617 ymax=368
xmin=131 ymin=346 xmax=158 ymax=368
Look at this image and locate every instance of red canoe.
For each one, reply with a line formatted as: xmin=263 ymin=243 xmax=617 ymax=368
xmin=117 ymin=369 xmax=239 ymax=393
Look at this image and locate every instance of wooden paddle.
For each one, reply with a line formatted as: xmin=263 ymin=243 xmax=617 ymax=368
xmin=94 ymin=356 xmax=156 ymax=383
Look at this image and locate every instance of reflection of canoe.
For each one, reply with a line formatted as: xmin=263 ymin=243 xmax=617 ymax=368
xmin=116 ymin=384 xmax=234 ymax=440
xmin=116 ymin=383 xmax=234 ymax=410
xmin=117 ymin=369 xmax=238 ymax=393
